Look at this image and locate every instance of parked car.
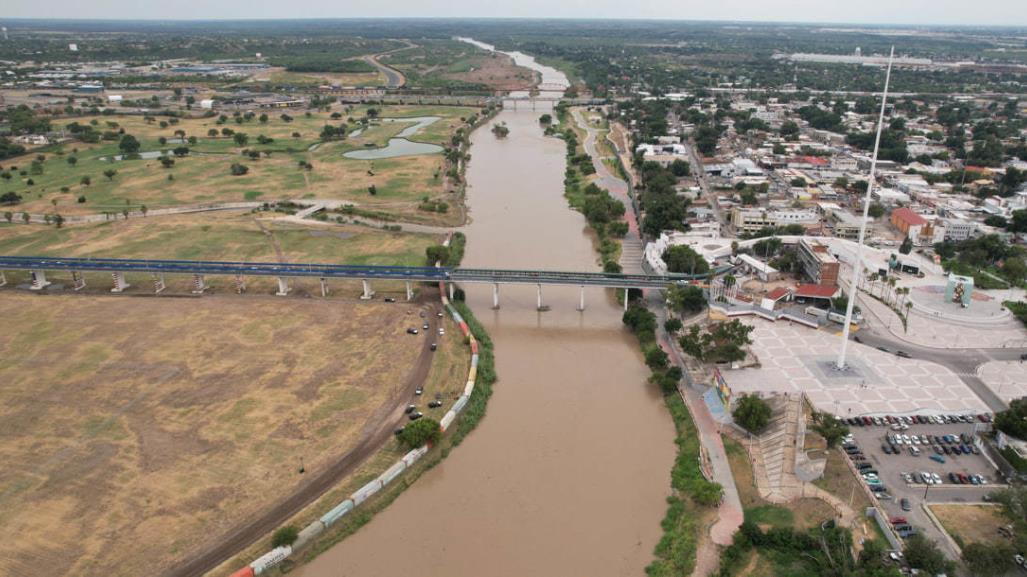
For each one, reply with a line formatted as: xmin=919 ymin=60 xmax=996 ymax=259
xmin=930 ymin=454 xmax=946 ymax=464
xmin=430 ymin=342 xmax=438 ymax=351
xmin=900 ymin=498 xmax=911 ymax=511
xmin=406 ymin=328 xmax=419 ymax=335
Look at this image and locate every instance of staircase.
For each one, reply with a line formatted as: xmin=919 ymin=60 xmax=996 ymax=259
xmin=620 ymin=236 xmax=645 ymax=275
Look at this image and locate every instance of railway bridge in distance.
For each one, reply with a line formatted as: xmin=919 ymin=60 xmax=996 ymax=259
xmin=0 ymin=256 xmax=723 ymax=311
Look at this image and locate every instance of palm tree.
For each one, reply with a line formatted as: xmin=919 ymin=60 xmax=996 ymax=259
xmin=887 ymin=277 xmax=897 ymax=306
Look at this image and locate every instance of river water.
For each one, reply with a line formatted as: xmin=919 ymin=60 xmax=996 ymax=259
xmin=295 ymin=108 xmax=675 ymax=577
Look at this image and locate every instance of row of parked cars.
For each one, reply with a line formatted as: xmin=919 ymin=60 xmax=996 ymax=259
xmin=947 ymin=472 xmax=989 ymax=485
xmin=888 ymin=516 xmax=917 ymax=539
xmin=845 ymin=439 xmax=893 ymax=499
xmin=883 ymin=432 xmax=980 ymax=461
xmin=845 ymin=413 xmax=992 ymax=427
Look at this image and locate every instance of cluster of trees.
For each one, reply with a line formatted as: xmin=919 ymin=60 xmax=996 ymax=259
xmin=397 ymin=417 xmax=441 ymax=450
xmin=622 ymin=304 xmax=683 ymax=394
xmin=663 ymin=245 xmax=710 ymax=275
xmin=319 ymin=124 xmax=347 ymax=141
xmin=0 ymin=138 xmax=26 ymax=161
xmin=678 ymin=320 xmax=754 ymax=364
xmin=845 ymin=129 xmax=909 ymax=164
xmin=935 ymin=233 xmax=1027 ymax=286
xmin=667 ymin=284 xmax=707 ymax=315
xmin=491 ymin=122 xmax=510 ymax=138
xmin=717 ymin=521 xmax=907 ymax=577
xmin=638 ymin=160 xmax=690 ymax=237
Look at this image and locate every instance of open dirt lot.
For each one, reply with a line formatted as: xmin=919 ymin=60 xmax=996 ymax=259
xmin=0 ymin=292 xmax=445 ymax=577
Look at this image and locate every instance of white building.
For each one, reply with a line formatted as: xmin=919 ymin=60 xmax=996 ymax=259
xmin=200 ymin=99 xmax=215 ymax=110
xmin=731 ymin=207 xmax=820 ymax=233
xmin=941 ymin=218 xmax=978 ymax=241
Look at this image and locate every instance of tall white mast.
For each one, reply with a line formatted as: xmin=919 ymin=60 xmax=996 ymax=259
xmin=837 ymin=46 xmax=895 ymax=370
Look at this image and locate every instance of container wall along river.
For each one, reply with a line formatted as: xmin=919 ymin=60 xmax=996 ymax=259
xmin=294 ymin=108 xmax=675 ymax=577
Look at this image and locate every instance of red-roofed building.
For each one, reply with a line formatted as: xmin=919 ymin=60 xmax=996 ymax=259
xmin=890 ymin=207 xmax=935 ymax=246
xmin=793 ymin=283 xmax=841 ymax=307
xmin=766 ymin=287 xmax=793 ymax=302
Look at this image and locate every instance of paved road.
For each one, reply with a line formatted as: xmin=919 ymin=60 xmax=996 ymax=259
xmin=362 ymin=41 xmax=415 ymax=89
xmin=852 ymin=316 xmax=1026 ymax=413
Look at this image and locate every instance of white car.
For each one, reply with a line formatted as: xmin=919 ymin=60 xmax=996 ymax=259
xmin=438 ymin=327 xmax=445 ymax=336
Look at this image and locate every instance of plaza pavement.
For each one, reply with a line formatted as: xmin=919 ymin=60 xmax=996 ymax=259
xmin=721 ymin=319 xmax=990 ymax=416
xmin=978 ymin=360 xmax=1027 ymax=405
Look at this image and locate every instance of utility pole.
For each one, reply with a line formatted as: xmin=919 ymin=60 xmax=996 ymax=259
xmin=837 ymin=47 xmax=894 ymax=371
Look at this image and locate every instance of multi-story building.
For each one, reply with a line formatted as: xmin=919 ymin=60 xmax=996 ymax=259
xmin=941 ymin=218 xmax=978 ymax=241
xmin=796 ymin=238 xmax=840 ymax=286
xmin=891 ymin=207 xmax=935 ymax=246
xmin=730 ymin=207 xmax=819 ymax=233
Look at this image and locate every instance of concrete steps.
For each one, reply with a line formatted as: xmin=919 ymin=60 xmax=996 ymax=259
xmin=620 ymin=236 xmax=644 ymax=275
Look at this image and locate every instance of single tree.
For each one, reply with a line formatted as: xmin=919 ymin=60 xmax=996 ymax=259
xmin=271 ymin=526 xmax=299 ymax=548
xmin=733 ymin=394 xmax=772 ymax=434
xmin=103 ymin=169 xmax=117 ymax=181
xmin=398 ymin=417 xmax=441 ymax=449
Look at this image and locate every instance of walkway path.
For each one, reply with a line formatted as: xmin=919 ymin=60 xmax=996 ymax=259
xmin=649 ymin=294 xmax=744 ymax=550
xmin=571 ymin=107 xmax=644 ymax=275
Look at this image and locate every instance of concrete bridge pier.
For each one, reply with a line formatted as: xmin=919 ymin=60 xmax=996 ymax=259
xmin=234 ymin=275 xmax=246 ymax=294
xmin=277 ymin=277 xmax=291 ymax=297
xmin=191 ymin=274 xmax=206 ymax=294
xmin=492 ymin=283 xmax=500 ymax=309
xmin=623 ymin=288 xmax=629 ymax=311
xmin=536 ymin=283 xmax=544 ymax=311
xmin=111 ymin=272 xmax=129 ymax=293
xmin=577 ymin=286 xmax=585 ymax=311
xmin=30 ymin=270 xmax=50 ymax=290
xmin=71 ymin=271 xmax=86 ymax=291
xmin=152 ymin=273 xmax=166 ymax=294
xmin=448 ymin=282 xmax=454 ymax=301
xmin=405 ymin=282 xmax=414 ymax=301
xmin=361 ymin=280 xmax=375 ymax=300
xmin=0 ymin=271 xmax=6 ymax=287
xmin=320 ymin=277 xmax=328 ymax=298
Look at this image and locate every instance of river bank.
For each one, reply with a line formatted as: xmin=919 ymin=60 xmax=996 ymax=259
xmin=293 ymin=104 xmax=675 ymax=577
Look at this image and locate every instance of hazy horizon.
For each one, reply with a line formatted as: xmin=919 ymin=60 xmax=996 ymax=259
xmin=2 ymin=1 xmax=1026 ymax=28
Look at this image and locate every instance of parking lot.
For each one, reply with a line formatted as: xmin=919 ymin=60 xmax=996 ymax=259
xmin=842 ymin=415 xmax=1004 ymax=558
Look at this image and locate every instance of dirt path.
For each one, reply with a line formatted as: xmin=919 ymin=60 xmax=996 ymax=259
xmin=253 ymin=218 xmax=286 ymax=263
xmin=164 ymin=295 xmax=442 ymax=577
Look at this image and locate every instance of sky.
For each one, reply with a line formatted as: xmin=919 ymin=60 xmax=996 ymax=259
xmin=1 ymin=0 xmax=1026 ymax=27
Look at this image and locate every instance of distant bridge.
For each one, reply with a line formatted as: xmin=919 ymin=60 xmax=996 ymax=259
xmin=0 ymin=255 xmax=723 ymax=310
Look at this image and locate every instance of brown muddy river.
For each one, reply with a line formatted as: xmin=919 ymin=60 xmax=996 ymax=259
xmin=294 ymin=108 xmax=675 ymax=577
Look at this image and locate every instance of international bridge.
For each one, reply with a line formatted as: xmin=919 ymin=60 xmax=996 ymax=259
xmin=0 ymin=256 xmax=724 ymax=311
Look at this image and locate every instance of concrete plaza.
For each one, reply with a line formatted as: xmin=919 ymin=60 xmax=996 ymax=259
xmin=978 ymin=360 xmax=1027 ymax=404
xmin=721 ymin=319 xmax=990 ymax=416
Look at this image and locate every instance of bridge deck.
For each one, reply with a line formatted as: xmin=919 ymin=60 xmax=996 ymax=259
xmin=0 ymin=256 xmax=717 ymax=288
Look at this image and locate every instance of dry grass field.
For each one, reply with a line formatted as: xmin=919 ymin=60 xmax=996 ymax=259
xmin=931 ymin=503 xmax=1007 ymax=546
xmin=0 ymin=104 xmax=476 ymax=223
xmin=0 ymin=210 xmax=440 ymax=296
xmin=0 ymin=291 xmax=449 ymax=576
